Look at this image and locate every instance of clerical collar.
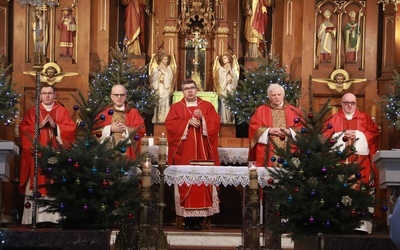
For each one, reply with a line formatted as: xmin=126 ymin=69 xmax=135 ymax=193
xmin=185 ymin=98 xmax=197 ymax=107
xmin=114 ymin=104 xmax=125 ymax=111
xmin=41 ymin=102 xmax=54 ymax=111
xmin=269 ymin=101 xmax=285 ymax=109
xmin=345 ymin=112 xmax=355 ymax=120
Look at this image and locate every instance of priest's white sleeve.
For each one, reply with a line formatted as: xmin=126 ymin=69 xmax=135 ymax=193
xmin=100 ymin=125 xmax=112 ymax=143
xmin=258 ymin=128 xmax=270 ymax=145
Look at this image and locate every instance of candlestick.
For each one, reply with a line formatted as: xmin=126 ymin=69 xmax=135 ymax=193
xmin=148 ymin=134 xmax=154 ymax=146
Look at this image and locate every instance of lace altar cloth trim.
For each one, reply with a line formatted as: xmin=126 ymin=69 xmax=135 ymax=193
xmin=149 ymin=146 xmax=249 ymax=165
xmin=164 ymin=166 xmax=273 ymax=188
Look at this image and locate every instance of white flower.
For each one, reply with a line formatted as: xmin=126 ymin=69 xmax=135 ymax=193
xmin=47 ymin=156 xmax=58 ymax=165
xmin=337 ymin=174 xmax=345 ymax=182
xmin=291 ymin=157 xmax=300 ymax=168
xmin=341 ymin=195 xmax=352 ymax=206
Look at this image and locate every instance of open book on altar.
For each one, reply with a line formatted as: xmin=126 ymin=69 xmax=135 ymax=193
xmin=189 ymin=160 xmax=215 ymax=166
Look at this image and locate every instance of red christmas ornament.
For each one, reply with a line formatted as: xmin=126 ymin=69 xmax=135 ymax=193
xmin=307 ymin=112 xmax=314 ymax=119
xmin=102 ymin=179 xmax=108 ymax=187
xmin=73 ymin=162 xmax=80 ymax=169
xmin=329 ymin=139 xmax=336 ymax=145
xmin=96 ymin=131 xmax=102 ymax=138
xmin=279 ymin=134 xmax=286 ymax=141
xmin=128 ymin=212 xmax=134 ymax=219
xmin=24 ymin=202 xmax=31 ymax=209
xmin=276 ymin=211 xmax=281 ymax=216
xmin=342 ymin=136 xmax=349 ymax=142
xmin=351 ymin=209 xmax=357 ymax=216
xmin=267 ymin=178 xmax=274 ymax=184
xmin=294 ymin=186 xmax=299 ymax=192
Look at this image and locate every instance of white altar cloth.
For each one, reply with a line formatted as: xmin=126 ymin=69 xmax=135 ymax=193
xmin=164 ymin=165 xmax=273 ymax=188
xmin=149 ymin=146 xmax=249 ymax=165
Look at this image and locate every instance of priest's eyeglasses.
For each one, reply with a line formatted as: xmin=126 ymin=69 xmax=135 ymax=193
xmin=112 ymin=94 xmax=127 ymax=98
xmin=342 ymin=101 xmax=356 ymax=106
xmin=182 ymin=86 xmax=197 ymax=91
xmin=40 ymin=92 xmax=54 ymax=96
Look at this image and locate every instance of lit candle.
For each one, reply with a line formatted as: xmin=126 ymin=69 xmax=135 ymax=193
xmin=148 ymin=134 xmax=154 ymax=146
xmin=371 ymin=104 xmax=377 ymax=121
xmin=141 ymin=136 xmax=149 ymax=156
xmin=141 ymin=158 xmax=151 ymax=201
xmin=159 ymin=133 xmax=167 ymax=156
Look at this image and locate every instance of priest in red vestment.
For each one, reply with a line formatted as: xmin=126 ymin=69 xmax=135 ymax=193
xmin=165 ymin=79 xmax=220 ymax=230
xmin=249 ymin=83 xmax=301 ymax=167
xmin=19 ymin=85 xmax=76 ymax=225
xmin=96 ymin=84 xmax=145 ymax=159
xmin=326 ymin=93 xmax=380 ymax=234
xmin=327 ymin=93 xmax=380 ymax=185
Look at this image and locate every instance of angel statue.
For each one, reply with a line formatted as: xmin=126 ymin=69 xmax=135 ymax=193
xmin=313 ymin=69 xmax=365 ymax=93
xmin=149 ymin=53 xmax=177 ymax=123
xmin=23 ymin=62 xmax=78 ymax=85
xmin=213 ymin=53 xmax=239 ymax=124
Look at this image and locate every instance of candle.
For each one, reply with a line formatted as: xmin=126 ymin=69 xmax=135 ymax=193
xmin=148 ymin=134 xmax=154 ymax=146
xmin=141 ymin=137 xmax=149 ymax=155
xmin=141 ymin=158 xmax=151 ymax=188
xmin=159 ymin=133 xmax=167 ymax=156
xmin=371 ymin=104 xmax=377 ymax=120
xmin=249 ymin=169 xmax=258 ymax=189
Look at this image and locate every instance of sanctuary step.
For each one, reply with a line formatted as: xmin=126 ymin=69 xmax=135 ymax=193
xmin=163 ymin=225 xmax=294 ymax=250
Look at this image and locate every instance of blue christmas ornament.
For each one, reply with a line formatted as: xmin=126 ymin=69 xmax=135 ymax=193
xmin=91 ymin=166 xmax=98 ymax=173
xmin=73 ymin=105 xmax=79 ymax=111
xmin=282 ymin=160 xmax=289 ymax=167
xmin=85 ymin=141 xmax=90 ymax=147
xmin=270 ymin=156 xmax=276 ymax=162
xmin=305 ymin=150 xmax=312 ymax=156
xmin=337 ymin=151 xmax=343 ymax=156
xmin=105 ymin=168 xmax=111 ymax=174
xmin=335 ymin=203 xmax=341 ymax=209
xmin=59 ymin=203 xmax=65 ymax=210
xmin=343 ymin=183 xmax=348 ymax=188
xmin=301 ymin=127 xmax=307 ymax=134
xmin=119 ymin=167 xmax=126 ymax=175
xmin=325 ymin=220 xmax=331 ymax=228
xmin=62 ymin=176 xmax=67 ymax=183
xmin=47 ymin=167 xmax=52 ymax=173
xmin=88 ymin=186 xmax=94 ymax=194
xmin=287 ymin=195 xmax=293 ymax=202
xmin=311 ymin=190 xmax=316 ymax=196
xmin=120 ymin=147 xmax=127 ymax=153
xmin=100 ymin=114 xmax=106 ymax=120
xmin=36 ymin=191 xmax=42 ymax=198
xmin=355 ymin=172 xmax=362 ymax=179
xmin=108 ymin=109 xmax=114 ymax=115
xmin=382 ymin=205 xmax=389 ymax=212
xmin=79 ymin=121 xmax=86 ymax=127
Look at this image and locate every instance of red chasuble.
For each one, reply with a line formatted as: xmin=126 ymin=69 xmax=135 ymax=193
xmin=327 ymin=109 xmax=380 ymax=184
xmin=19 ymin=102 xmax=76 ymax=195
xmin=165 ymin=97 xmax=220 ymax=217
xmin=96 ymin=104 xmax=146 ymax=159
xmin=248 ymin=102 xmax=301 ymax=167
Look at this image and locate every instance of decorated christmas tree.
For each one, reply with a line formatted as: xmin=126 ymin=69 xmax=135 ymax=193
xmin=89 ymin=46 xmax=158 ymax=116
xmin=382 ymin=71 xmax=400 ymax=130
xmin=0 ymin=64 xmax=19 ymax=125
xmin=36 ymin=90 xmax=142 ymax=227
xmin=224 ymin=55 xmax=301 ymax=124
xmin=266 ymin=99 xmax=375 ymax=238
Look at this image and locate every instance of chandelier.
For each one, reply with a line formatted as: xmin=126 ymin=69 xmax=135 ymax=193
xmin=377 ymin=0 xmax=400 ymax=11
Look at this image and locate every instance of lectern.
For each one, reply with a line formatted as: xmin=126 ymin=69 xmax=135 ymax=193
xmin=0 ymin=140 xmax=19 ymax=181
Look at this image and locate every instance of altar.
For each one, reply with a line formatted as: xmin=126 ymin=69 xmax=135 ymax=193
xmin=149 ymin=146 xmax=249 ymax=166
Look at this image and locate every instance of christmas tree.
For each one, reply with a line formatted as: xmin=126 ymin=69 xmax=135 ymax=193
xmin=0 ymin=64 xmax=19 ymax=125
xmin=382 ymin=71 xmax=400 ymax=130
xmin=266 ymin=99 xmax=375 ymax=238
xmin=36 ymin=90 xmax=142 ymax=227
xmin=89 ymin=46 xmax=158 ymax=116
xmin=224 ymin=55 xmax=301 ymax=124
